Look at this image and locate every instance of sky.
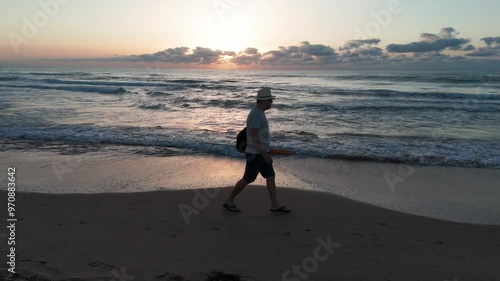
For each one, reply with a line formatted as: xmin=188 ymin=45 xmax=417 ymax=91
xmin=0 ymin=0 xmax=499 ymax=70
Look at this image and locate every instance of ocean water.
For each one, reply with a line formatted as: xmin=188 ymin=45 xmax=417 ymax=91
xmin=1 ymin=67 xmax=499 ymax=168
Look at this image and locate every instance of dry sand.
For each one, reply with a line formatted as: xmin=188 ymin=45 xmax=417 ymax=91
xmin=1 ymin=186 xmax=499 ymax=281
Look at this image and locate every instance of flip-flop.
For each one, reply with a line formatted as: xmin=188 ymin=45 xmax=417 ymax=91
xmin=270 ymin=206 xmax=291 ymax=213
xmin=223 ymin=203 xmax=241 ymax=212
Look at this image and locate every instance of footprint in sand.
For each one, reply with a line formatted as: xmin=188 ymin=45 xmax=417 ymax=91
xmin=154 ymin=272 xmax=186 ymax=280
xmin=89 ymin=261 xmax=115 ymax=270
xmin=417 ymin=239 xmax=444 ymax=245
xmin=205 ymin=271 xmax=241 ymax=281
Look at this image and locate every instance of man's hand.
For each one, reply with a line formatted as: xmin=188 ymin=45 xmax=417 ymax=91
xmin=262 ymin=151 xmax=273 ymax=164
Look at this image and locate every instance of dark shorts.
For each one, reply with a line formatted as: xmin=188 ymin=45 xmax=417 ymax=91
xmin=242 ymin=153 xmax=276 ymax=183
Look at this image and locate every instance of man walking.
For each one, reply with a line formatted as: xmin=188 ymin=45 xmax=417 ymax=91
xmin=223 ymin=88 xmax=291 ymax=213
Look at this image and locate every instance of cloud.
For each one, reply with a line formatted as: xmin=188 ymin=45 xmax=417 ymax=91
xmin=339 ymin=39 xmax=387 ymax=63
xmin=386 ymin=27 xmax=470 ymax=53
xmin=230 ymin=48 xmax=262 ymax=65
xmin=438 ymin=27 xmax=458 ymax=39
xmin=243 ymin=47 xmax=259 ymax=55
xmin=222 ymin=51 xmax=237 ymax=56
xmin=190 ymin=47 xmax=224 ymax=64
xmin=482 ymin=37 xmax=500 ymax=46
xmin=299 ymin=41 xmax=335 ymax=57
xmin=95 ymin=47 xmax=225 ymax=64
xmin=420 ymin=33 xmax=440 ymax=42
xmin=339 ymin=39 xmax=381 ymax=51
xmin=36 ymin=33 xmax=499 ymax=70
xmin=461 ymin=44 xmax=475 ymax=51
xmin=254 ymin=42 xmax=338 ymax=66
xmin=41 ymin=43 xmax=338 ymax=66
xmin=467 ymin=36 xmax=500 ymax=57
xmin=124 ymin=47 xmax=192 ymax=63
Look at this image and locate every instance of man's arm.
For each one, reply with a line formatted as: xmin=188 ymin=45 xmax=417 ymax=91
xmin=250 ymin=128 xmax=266 ymax=153
xmin=250 ymin=128 xmax=273 ymax=163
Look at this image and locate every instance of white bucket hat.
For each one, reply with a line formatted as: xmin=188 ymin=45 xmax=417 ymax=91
xmin=255 ymin=88 xmax=276 ymax=100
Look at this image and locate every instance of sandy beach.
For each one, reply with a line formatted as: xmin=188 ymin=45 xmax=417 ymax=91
xmin=1 ymin=185 xmax=499 ymax=281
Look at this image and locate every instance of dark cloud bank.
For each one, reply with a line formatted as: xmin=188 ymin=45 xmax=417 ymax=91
xmin=53 ymin=28 xmax=500 ymax=70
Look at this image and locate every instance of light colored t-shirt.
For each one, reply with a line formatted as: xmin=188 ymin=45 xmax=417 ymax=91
xmin=245 ymin=106 xmax=270 ymax=154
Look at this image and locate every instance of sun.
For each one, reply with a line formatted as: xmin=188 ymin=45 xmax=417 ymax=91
xmin=202 ymin=25 xmax=254 ymax=52
xmin=193 ymin=14 xmax=257 ymax=53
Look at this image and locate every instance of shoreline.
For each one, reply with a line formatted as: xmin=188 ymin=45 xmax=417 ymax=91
xmin=2 ymin=137 xmax=500 ymax=170
xmin=1 ymin=186 xmax=499 ymax=281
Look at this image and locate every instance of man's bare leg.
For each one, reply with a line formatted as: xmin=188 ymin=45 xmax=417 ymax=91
xmin=266 ymin=176 xmax=281 ymax=209
xmin=225 ymin=178 xmax=250 ymax=206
